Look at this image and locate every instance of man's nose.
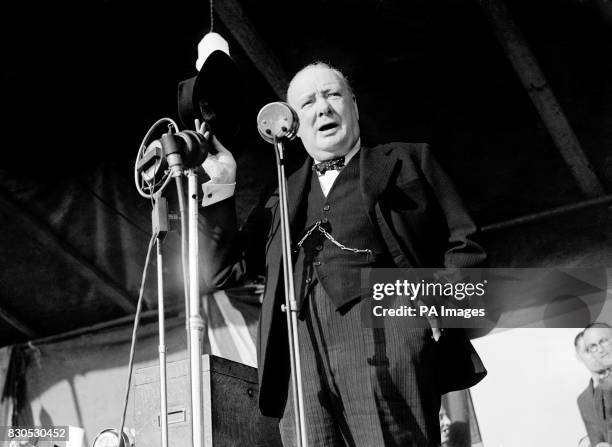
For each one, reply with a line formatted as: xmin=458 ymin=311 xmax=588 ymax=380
xmin=315 ymin=96 xmax=332 ymax=116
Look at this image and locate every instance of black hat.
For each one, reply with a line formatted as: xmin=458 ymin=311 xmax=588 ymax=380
xmin=177 ymin=49 xmax=244 ymax=148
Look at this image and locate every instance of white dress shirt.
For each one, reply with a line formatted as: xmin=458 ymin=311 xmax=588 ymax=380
xmin=313 ymin=143 xmax=360 ymax=197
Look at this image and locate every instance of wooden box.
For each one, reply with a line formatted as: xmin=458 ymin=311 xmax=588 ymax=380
xmin=134 ymin=355 xmax=282 ymax=446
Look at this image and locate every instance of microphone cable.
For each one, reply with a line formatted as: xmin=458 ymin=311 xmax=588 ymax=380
xmin=116 ymin=231 xmax=156 ymax=447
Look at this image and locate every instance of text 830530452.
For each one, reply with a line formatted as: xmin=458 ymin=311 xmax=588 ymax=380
xmin=0 ymin=426 xmax=69 ymax=442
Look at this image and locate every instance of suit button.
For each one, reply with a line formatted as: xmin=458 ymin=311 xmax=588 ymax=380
xmin=305 ymin=277 xmax=311 ymax=283
xmin=316 ymin=245 xmax=323 ymax=251
xmin=323 ymin=205 xmax=330 ymax=211
xmin=322 ymin=218 xmax=328 ymax=223
xmin=313 ymin=261 xmax=321 ymax=266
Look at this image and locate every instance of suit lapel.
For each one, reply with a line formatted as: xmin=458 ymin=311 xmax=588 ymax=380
xmin=266 ymin=156 xmax=311 ymax=254
xmin=260 ymin=157 xmax=311 ymax=380
xmin=286 ymin=156 xmax=312 ymax=227
xmin=360 ymin=145 xmax=417 ymax=267
xmin=360 ymin=145 xmax=398 ymax=212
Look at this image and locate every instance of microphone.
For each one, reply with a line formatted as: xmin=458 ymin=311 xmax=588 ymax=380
xmin=257 ymin=102 xmax=299 ymax=144
xmin=137 ymin=139 xmax=165 ymax=185
xmin=161 ymin=130 xmax=211 ymax=170
xmin=137 ymin=129 xmax=211 ymax=184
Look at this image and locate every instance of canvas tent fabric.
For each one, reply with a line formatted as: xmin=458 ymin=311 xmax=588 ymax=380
xmin=0 ymin=291 xmax=259 ymax=446
xmin=0 ymin=137 xmax=269 ymax=347
xmin=0 ymin=347 xmax=15 ymax=426
xmin=0 ymin=164 xmax=176 ymax=344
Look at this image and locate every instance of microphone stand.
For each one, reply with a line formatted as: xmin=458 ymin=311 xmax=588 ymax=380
xmin=162 ymin=128 xmax=207 ymax=447
xmin=134 ymin=118 xmax=179 ymax=447
xmin=154 ymin=202 xmax=169 ymax=447
xmin=273 ymin=138 xmax=308 ymax=447
xmin=187 ymin=168 xmax=205 ymax=447
xmin=274 ymin=137 xmax=308 ymax=447
xmin=135 ymin=119 xmax=206 ymax=447
xmin=257 ymin=102 xmax=307 ymax=447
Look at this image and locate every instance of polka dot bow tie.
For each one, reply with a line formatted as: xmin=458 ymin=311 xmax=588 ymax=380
xmin=313 ymin=156 xmax=345 ymax=175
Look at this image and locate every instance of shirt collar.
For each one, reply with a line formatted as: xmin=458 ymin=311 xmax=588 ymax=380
xmin=312 ymin=138 xmax=361 ymax=166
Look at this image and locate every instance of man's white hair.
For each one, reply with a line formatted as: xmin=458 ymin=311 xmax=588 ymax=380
xmin=286 ymin=62 xmax=354 ymax=101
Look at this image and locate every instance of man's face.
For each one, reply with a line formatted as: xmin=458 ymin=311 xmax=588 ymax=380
xmin=287 ymin=66 xmax=360 ymax=161
xmin=438 ymin=408 xmax=451 ymax=445
xmin=576 ymin=336 xmax=605 ymax=373
xmin=439 ymin=408 xmax=451 ymax=445
xmin=583 ymin=327 xmax=612 ymax=368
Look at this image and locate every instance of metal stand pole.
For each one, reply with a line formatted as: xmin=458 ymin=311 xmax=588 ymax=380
xmin=187 ymin=169 xmax=205 ymax=447
xmin=274 ymin=138 xmax=308 ymax=447
xmin=174 ymin=174 xmax=193 ymax=442
xmin=156 ymin=236 xmax=169 ymax=447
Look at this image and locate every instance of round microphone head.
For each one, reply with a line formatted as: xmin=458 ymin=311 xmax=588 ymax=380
xmin=257 ymin=102 xmax=299 ymax=144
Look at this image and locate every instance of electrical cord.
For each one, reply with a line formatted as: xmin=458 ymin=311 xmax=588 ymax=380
xmin=116 ymin=231 xmax=157 ymax=447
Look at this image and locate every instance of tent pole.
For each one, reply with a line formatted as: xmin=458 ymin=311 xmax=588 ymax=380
xmin=476 ymin=0 xmax=604 ymax=197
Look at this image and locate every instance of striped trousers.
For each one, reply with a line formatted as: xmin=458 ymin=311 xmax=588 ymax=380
xmin=279 ymin=282 xmax=441 ymax=447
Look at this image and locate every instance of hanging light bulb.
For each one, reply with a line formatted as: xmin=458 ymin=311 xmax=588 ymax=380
xmin=178 ymin=0 xmax=243 ymax=143
xmin=195 ymin=0 xmax=230 ymax=71
xmin=195 ymin=32 xmax=230 ymax=71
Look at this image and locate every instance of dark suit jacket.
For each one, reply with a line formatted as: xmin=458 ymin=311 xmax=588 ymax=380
xmin=578 ymin=379 xmax=612 ymax=445
xmin=201 ymin=142 xmax=487 ymax=417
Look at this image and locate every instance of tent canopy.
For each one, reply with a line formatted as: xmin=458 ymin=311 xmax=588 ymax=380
xmin=2 ymin=0 xmax=612 ymax=346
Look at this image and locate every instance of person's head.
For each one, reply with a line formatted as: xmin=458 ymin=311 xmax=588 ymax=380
xmin=575 ymin=330 xmax=605 ymax=373
xmin=439 ymin=406 xmax=451 ymax=445
xmin=583 ymin=322 xmax=612 ymax=367
xmin=286 ymin=62 xmax=360 ymax=161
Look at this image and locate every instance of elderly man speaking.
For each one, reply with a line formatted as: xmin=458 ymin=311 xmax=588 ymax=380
xmin=200 ymin=62 xmax=487 ymax=446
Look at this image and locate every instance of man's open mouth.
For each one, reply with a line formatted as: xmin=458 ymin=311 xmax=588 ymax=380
xmin=318 ymin=123 xmax=338 ymax=132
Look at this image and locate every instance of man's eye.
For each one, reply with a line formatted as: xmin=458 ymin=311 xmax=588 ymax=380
xmin=301 ymin=100 xmax=313 ymax=108
xmin=328 ymin=92 xmax=341 ymax=98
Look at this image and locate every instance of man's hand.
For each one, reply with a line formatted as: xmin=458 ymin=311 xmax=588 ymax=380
xmin=202 ymin=134 xmax=237 ymax=184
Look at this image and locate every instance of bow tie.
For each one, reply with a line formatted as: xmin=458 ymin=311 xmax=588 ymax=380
xmin=313 ymin=156 xmax=345 ymax=175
